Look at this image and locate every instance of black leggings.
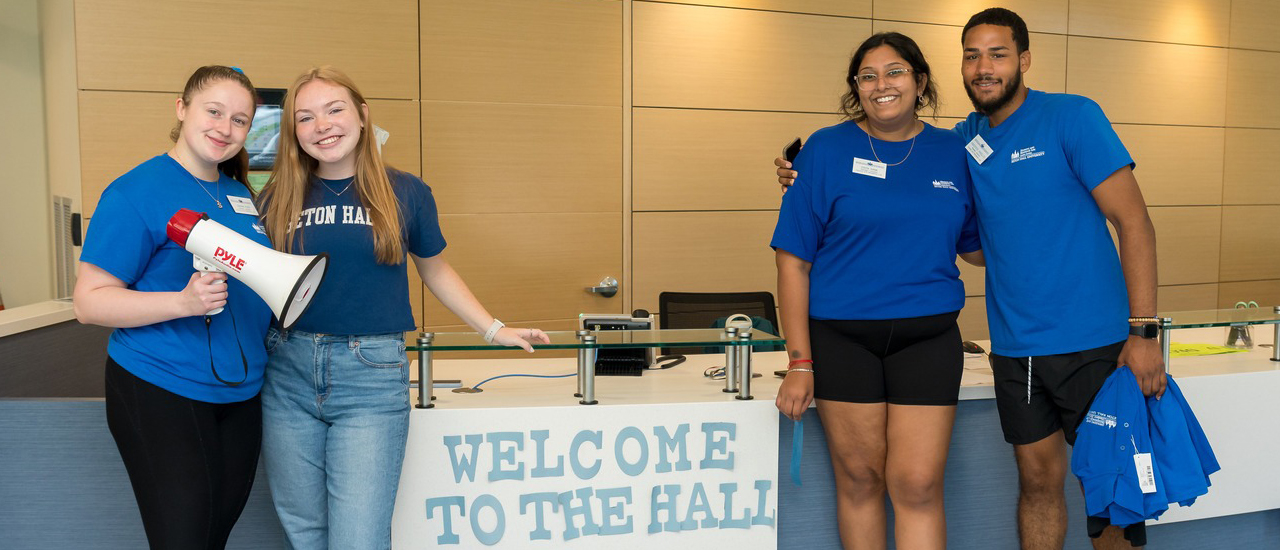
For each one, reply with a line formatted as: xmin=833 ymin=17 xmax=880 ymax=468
xmin=105 ymin=357 xmax=262 ymax=550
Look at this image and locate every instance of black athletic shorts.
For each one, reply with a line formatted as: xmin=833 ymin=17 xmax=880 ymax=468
xmin=808 ymin=311 xmax=962 ymax=405
xmin=990 ymin=340 xmax=1126 ymax=445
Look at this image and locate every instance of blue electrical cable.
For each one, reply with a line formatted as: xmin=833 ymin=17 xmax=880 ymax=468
xmin=471 ymin=372 xmax=577 ymax=389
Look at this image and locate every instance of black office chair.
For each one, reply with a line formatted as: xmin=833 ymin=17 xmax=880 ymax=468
xmin=657 ymin=291 xmax=782 ymax=356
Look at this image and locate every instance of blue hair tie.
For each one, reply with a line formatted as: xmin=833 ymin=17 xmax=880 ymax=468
xmin=231 ymin=66 xmax=244 ymax=74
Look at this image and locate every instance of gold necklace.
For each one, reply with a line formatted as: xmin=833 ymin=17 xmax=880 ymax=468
xmin=171 ymin=151 xmax=222 ymax=208
xmin=865 ymin=121 xmax=920 ymax=167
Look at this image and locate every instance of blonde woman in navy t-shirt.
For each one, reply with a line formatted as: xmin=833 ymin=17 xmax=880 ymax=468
xmin=771 ymin=33 xmax=984 ymax=549
xmin=255 ymin=66 xmax=549 ymax=550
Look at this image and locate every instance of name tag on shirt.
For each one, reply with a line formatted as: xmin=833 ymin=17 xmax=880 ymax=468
xmin=966 ymin=134 xmax=993 ymax=164
xmin=852 ymin=157 xmax=887 ymax=179
xmin=227 ymin=196 xmax=259 ymax=215
xmin=1134 ymin=453 xmax=1157 ymax=494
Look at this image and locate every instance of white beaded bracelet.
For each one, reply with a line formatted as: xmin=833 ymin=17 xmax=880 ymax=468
xmin=787 ymin=368 xmax=814 ymax=374
xmin=483 ymin=318 xmax=505 ymax=343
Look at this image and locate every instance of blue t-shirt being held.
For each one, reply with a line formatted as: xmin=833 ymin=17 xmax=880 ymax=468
xmin=81 ymin=154 xmax=273 ymax=403
xmin=286 ymin=169 xmax=446 ymax=335
xmin=771 ymin=121 xmax=980 ymax=320
xmin=955 ymin=90 xmax=1134 ymax=357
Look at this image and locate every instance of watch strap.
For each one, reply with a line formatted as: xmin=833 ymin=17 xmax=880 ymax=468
xmin=1128 ymin=323 xmax=1160 ymax=339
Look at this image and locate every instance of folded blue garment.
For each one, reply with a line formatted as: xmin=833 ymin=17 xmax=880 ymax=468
xmin=1072 ymin=367 xmax=1219 ymax=526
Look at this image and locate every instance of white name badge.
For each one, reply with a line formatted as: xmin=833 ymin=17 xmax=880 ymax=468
xmin=966 ymin=134 xmax=994 ymax=164
xmin=1134 ymin=453 xmax=1157 ymax=494
xmin=852 ymin=157 xmax=887 ymax=179
xmin=227 ymin=195 xmax=259 ymax=215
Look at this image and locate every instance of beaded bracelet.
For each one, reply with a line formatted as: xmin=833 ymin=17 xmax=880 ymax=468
xmin=787 ymin=368 xmax=814 ymax=374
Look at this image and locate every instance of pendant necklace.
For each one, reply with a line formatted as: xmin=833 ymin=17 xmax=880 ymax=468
xmin=172 ymin=151 xmax=222 ymax=208
xmin=320 ymin=178 xmax=355 ymax=196
xmin=865 ymin=120 xmax=920 ymax=167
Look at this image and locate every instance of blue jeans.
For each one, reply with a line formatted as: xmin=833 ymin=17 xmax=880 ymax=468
xmin=260 ymin=328 xmax=410 ymax=550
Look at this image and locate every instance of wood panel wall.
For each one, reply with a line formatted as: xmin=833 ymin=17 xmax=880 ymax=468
xmin=628 ymin=0 xmax=1279 ymax=340
xmin=67 ymin=0 xmax=1280 ymax=344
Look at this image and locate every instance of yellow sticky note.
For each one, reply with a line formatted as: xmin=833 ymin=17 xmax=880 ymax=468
xmin=1168 ymin=343 xmax=1251 ymax=358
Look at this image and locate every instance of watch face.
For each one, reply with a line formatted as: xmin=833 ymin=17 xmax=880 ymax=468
xmin=1130 ymin=324 xmax=1159 ymax=339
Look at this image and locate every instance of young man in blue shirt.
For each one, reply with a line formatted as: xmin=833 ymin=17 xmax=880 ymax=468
xmin=956 ymin=9 xmax=1164 ymax=549
xmin=777 ymin=8 xmax=1166 ymax=549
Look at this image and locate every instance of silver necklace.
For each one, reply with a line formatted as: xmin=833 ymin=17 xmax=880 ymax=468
xmin=320 ymin=178 xmax=355 ymax=196
xmin=171 ymin=151 xmax=222 ymax=208
xmin=865 ymin=120 xmax=920 ymax=167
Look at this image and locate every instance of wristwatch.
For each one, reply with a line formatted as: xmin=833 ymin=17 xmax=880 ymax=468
xmin=1128 ymin=322 xmax=1160 ymax=339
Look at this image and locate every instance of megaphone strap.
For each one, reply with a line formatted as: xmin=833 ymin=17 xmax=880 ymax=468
xmin=205 ymin=311 xmax=249 ymax=387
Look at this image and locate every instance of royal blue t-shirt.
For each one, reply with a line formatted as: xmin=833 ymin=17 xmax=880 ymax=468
xmin=771 ymin=121 xmax=980 ymax=320
xmin=1072 ymin=367 xmax=1168 ymax=526
xmin=1148 ymin=377 xmax=1219 ymax=507
xmin=286 ymin=169 xmax=446 ymax=335
xmin=955 ymin=90 xmax=1134 ymax=356
xmin=81 ymin=154 xmax=273 ymax=403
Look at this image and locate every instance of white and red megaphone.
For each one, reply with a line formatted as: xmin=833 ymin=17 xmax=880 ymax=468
xmin=166 ymin=209 xmax=327 ymax=329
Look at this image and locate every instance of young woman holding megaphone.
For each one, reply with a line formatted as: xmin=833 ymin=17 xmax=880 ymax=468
xmin=255 ymin=66 xmax=550 ymax=549
xmin=74 ymin=65 xmax=270 ymax=549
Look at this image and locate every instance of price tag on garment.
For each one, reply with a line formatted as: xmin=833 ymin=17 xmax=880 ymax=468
xmin=966 ymin=134 xmax=994 ymax=164
xmin=851 ymin=157 xmax=887 ymax=179
xmin=1134 ymin=453 xmax=1157 ymax=494
xmin=226 ymin=196 xmax=259 ymax=215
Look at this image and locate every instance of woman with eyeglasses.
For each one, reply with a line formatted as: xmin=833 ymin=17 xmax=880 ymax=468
xmin=771 ymin=33 xmax=983 ymax=549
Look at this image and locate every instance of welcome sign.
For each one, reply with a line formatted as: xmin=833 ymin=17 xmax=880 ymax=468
xmin=392 ymin=401 xmax=780 ymax=549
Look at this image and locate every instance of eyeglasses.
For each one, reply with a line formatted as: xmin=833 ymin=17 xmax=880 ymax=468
xmin=854 ymin=68 xmax=914 ymax=90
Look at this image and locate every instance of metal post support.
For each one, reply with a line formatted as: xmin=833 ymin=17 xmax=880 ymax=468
xmin=1161 ymin=317 xmax=1173 ymax=373
xmin=416 ymin=333 xmax=434 ymax=409
xmin=1273 ymin=307 xmax=1280 ymax=362
xmin=579 ymin=332 xmax=599 ymax=405
xmin=735 ymin=330 xmax=754 ymax=400
xmin=575 ymin=330 xmax=588 ymax=398
xmin=723 ymin=327 xmax=739 ymax=393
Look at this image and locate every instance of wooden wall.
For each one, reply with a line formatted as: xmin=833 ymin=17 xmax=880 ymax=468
xmin=67 ymin=0 xmax=1280 ymax=341
xmin=626 ymin=0 xmax=1280 ymax=339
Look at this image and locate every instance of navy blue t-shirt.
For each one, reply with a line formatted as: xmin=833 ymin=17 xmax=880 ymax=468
xmin=771 ymin=121 xmax=980 ymax=320
xmin=286 ymin=169 xmax=446 ymax=335
xmin=80 ymin=154 xmax=273 ymax=403
xmin=954 ymin=90 xmax=1134 ymax=356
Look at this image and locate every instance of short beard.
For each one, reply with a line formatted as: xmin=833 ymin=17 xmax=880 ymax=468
xmin=966 ymin=68 xmax=1022 ymax=116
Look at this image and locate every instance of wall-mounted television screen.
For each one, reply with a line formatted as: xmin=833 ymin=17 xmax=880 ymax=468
xmin=246 ymin=88 xmax=286 ymax=171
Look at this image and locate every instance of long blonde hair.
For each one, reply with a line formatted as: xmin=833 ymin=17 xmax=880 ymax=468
xmin=258 ymin=66 xmax=403 ymax=264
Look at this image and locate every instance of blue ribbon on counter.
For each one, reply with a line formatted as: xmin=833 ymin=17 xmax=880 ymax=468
xmin=790 ymin=418 xmax=803 ymax=486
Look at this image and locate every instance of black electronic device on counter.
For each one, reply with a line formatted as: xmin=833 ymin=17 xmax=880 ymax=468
xmin=579 ymin=310 xmax=656 ymax=376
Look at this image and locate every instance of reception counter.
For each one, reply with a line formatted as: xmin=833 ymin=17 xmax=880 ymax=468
xmin=3 ymin=323 xmax=1279 ymax=548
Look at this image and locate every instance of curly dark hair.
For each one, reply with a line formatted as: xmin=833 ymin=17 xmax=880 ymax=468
xmin=839 ymin=32 xmax=939 ymax=122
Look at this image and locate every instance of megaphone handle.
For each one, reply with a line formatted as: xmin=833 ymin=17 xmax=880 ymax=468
xmin=193 ymin=257 xmax=226 ymax=316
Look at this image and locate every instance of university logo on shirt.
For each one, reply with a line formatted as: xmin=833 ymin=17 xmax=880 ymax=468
xmin=931 ymin=180 xmax=959 ymax=192
xmin=292 ymin=204 xmax=375 ymax=230
xmin=1084 ymin=410 xmax=1118 ymax=429
xmin=1010 ymin=146 xmax=1046 ymax=164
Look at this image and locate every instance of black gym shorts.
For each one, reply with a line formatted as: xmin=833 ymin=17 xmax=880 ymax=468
xmin=989 ymin=340 xmax=1126 ymax=446
xmin=808 ymin=311 xmax=963 ymax=405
